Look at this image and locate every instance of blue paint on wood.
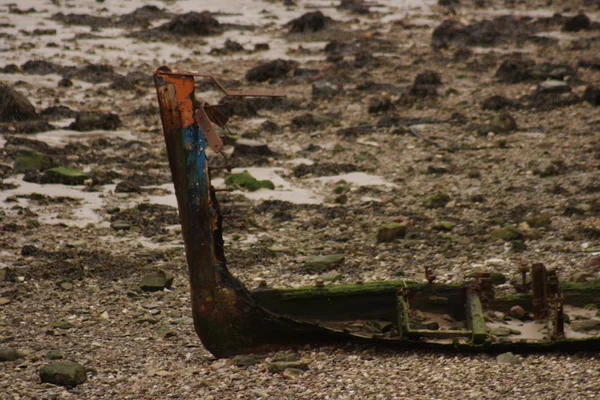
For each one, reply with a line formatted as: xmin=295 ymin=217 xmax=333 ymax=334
xmin=183 ymin=124 xmax=207 ymax=205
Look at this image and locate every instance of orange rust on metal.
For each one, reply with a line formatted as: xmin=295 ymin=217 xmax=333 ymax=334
xmin=532 ymin=263 xmax=548 ymax=320
xmin=160 ymin=73 xmax=196 ymax=127
xmin=195 ymin=105 xmax=224 ymax=153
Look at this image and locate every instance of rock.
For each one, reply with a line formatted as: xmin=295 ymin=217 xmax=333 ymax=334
xmin=583 ymin=86 xmax=600 ymax=106
xmin=260 ymin=120 xmax=281 ymax=133
xmin=302 ymin=254 xmax=345 ymax=273
xmin=0 ymin=269 xmax=6 ymax=282
xmin=233 ymin=139 xmax=273 ymax=156
xmin=39 ymin=361 xmax=87 ymax=387
xmin=110 ymin=221 xmax=131 ymax=231
xmin=490 ymin=225 xmax=523 ymax=241
xmin=432 ymin=221 xmax=454 ymax=231
xmin=157 ymin=11 xmax=220 ymax=36
xmin=53 ymin=320 xmax=75 ymax=329
xmin=424 ymin=193 xmax=451 ymax=208
xmin=570 ymin=319 xmax=600 ymax=333
xmin=224 ymin=171 xmax=274 ymax=191
xmin=0 ymin=347 xmax=21 ymax=361
xmin=46 ymin=349 xmax=64 ymax=360
xmin=68 ymin=112 xmax=121 ymax=131
xmin=489 ymin=112 xmax=517 ymax=133
xmin=268 ymin=361 xmax=308 ymax=373
xmin=171 ymin=316 xmax=194 ymax=325
xmin=490 ymin=272 xmax=507 ymax=285
xmin=338 ymin=0 xmax=370 ymax=14
xmin=58 ymin=78 xmax=73 ymax=87
xmin=288 ymin=11 xmax=328 ymax=34
xmin=115 ymin=180 xmax=142 ymax=193
xmin=0 ymin=83 xmax=37 ymax=122
xmin=20 ymin=59 xmax=63 ymax=75
xmin=140 ymin=270 xmax=174 ymax=292
xmin=490 ymin=326 xmax=512 ymax=336
xmin=376 ymin=222 xmax=407 ymax=243
xmin=533 ymin=159 xmax=564 ymax=177
xmin=320 ymin=270 xmax=343 ymax=282
xmin=414 ymin=71 xmax=442 ymax=86
xmin=273 ymin=353 xmax=300 ymax=362
xmin=497 ymin=352 xmax=520 ymax=365
xmin=14 ymin=151 xmax=50 ymax=173
xmin=40 ymin=105 xmax=76 ymax=119
xmin=586 ymin=257 xmax=600 ymax=268
xmin=524 ymin=215 xmax=551 ymax=228
xmin=282 ymin=368 xmax=305 ymax=379
xmin=232 ymin=354 xmax=260 ymax=367
xmin=60 ymin=281 xmax=74 ymax=291
xmin=509 ymin=305 xmax=526 ymax=320
xmin=431 ymin=19 xmax=470 ymax=49
xmin=246 ymin=59 xmax=298 ymax=82
xmin=495 ymin=59 xmax=532 ymax=83
xmin=41 ymin=167 xmax=90 ymax=185
xmin=312 ymin=81 xmax=341 ymax=99
xmin=538 ymin=80 xmax=570 ymax=94
xmin=368 ymin=97 xmax=393 ymax=114
xmin=291 ymin=113 xmax=333 ymax=129
xmin=570 ymin=272 xmax=594 ymax=283
xmin=417 ymin=321 xmax=440 ymax=330
xmin=562 ymin=13 xmax=590 ymax=32
xmin=481 ymin=95 xmax=518 ymax=111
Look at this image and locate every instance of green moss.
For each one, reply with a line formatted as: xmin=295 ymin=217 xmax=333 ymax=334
xmin=225 ymin=171 xmax=274 ymax=192
xmin=425 ymin=193 xmax=451 ymax=208
xmin=490 ymin=272 xmax=507 ymax=285
xmin=42 ymin=167 xmax=90 ymax=185
xmin=14 ymin=151 xmax=47 ymax=173
xmin=490 ymin=225 xmax=523 ymax=241
xmin=377 ymin=223 xmax=407 ymax=243
xmin=524 ymin=215 xmax=552 ymax=228
xmin=333 ymin=185 xmax=346 ymax=194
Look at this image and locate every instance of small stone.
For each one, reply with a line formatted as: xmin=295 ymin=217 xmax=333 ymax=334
xmin=376 ymin=222 xmax=407 ymax=243
xmin=490 ymin=225 xmax=523 ymax=242
xmin=140 ymin=270 xmax=174 ymax=292
xmin=562 ymin=13 xmax=590 ymax=32
xmin=53 ymin=320 xmax=75 ymax=329
xmin=0 ymin=83 xmax=37 ymax=122
xmin=570 ymin=272 xmax=594 ymax=283
xmin=288 ymin=11 xmax=327 ymax=34
xmin=0 ymin=269 xmax=6 ymax=282
xmin=538 ymin=80 xmax=570 ymax=94
xmin=320 ymin=270 xmax=343 ymax=282
xmin=570 ymin=320 xmax=600 ymax=333
xmin=315 ymin=278 xmax=324 ymax=287
xmin=489 ymin=112 xmax=517 ymax=133
xmin=0 ymin=297 xmax=10 ymax=306
xmin=490 ymin=326 xmax=512 ymax=337
xmin=509 ymin=305 xmax=526 ymax=320
xmin=587 ymin=257 xmax=600 ymax=268
xmin=171 ymin=316 xmax=194 ymax=325
xmin=418 ymin=321 xmax=440 ymax=330
xmin=46 ymin=349 xmax=64 ymax=360
xmin=110 ymin=220 xmax=131 ymax=231
xmin=41 ymin=167 xmax=90 ymax=185
xmin=268 ymin=361 xmax=308 ymax=373
xmin=232 ymin=354 xmax=260 ymax=367
xmin=490 ymin=272 xmax=507 ymax=285
xmin=302 ymin=254 xmax=345 ymax=273
xmin=583 ymin=85 xmax=600 ymax=106
xmin=424 ymin=193 xmax=451 ymax=208
xmin=39 ymin=361 xmax=87 ymax=387
xmin=497 ymin=352 xmax=521 ymax=365
xmin=273 ymin=353 xmax=300 ymax=362
xmin=282 ymin=368 xmax=305 ymax=379
xmin=0 ymin=347 xmax=21 ymax=362
xmin=233 ymin=139 xmax=273 ymax=156
xmin=60 ymin=281 xmax=74 ymax=291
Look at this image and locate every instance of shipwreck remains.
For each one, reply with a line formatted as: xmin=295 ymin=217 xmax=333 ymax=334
xmin=154 ymin=67 xmax=600 ymax=358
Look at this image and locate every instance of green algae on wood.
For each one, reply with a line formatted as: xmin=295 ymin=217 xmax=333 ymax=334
xmin=225 ymin=170 xmax=274 ymax=191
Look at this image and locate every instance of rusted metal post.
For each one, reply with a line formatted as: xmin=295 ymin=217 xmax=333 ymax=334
xmin=532 ymin=263 xmax=548 ymax=320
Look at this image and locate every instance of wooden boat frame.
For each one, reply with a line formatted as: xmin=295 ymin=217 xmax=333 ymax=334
xmin=154 ymin=67 xmax=600 ymax=358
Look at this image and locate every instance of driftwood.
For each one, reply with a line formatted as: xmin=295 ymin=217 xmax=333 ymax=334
xmin=154 ymin=67 xmax=600 ymax=358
